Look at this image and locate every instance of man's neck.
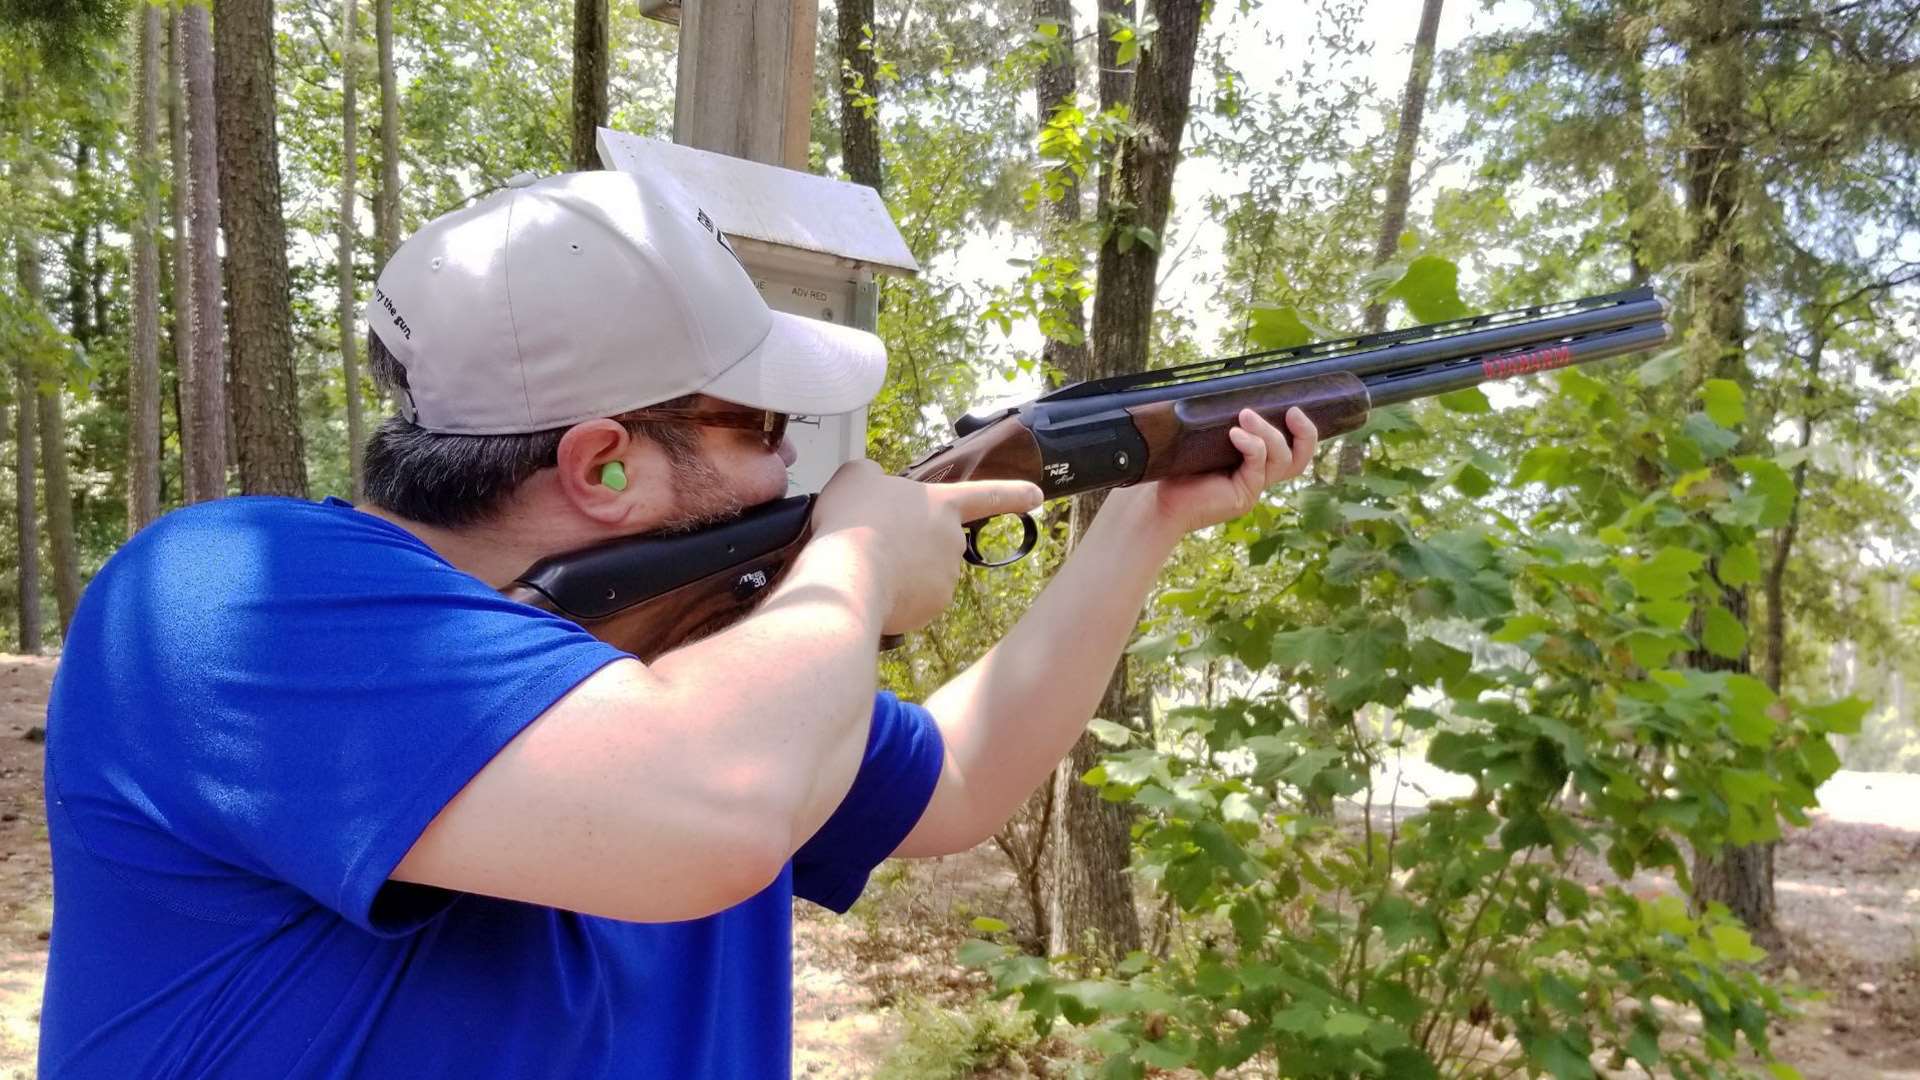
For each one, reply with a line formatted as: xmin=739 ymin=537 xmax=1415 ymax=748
xmin=358 ymin=496 xmax=613 ymax=590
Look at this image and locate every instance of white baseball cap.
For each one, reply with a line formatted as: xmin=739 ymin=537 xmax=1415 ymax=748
xmin=364 ymin=169 xmax=888 ymax=434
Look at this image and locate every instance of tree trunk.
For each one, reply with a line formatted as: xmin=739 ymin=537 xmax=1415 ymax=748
xmin=1339 ymin=0 xmax=1443 ymax=480
xmin=375 ymin=0 xmax=399 ymax=267
xmin=30 ymin=154 xmax=82 ymax=638
xmin=183 ymin=1 xmax=228 ymax=502
xmin=1621 ymin=53 xmax=1656 ymax=288
xmin=1085 ymin=0 xmax=1200 ymax=378
xmin=1033 ymin=0 xmax=1087 ymax=380
xmin=169 ymin=2 xmax=196 ymax=478
xmin=1766 ymin=338 xmax=1820 ymax=694
xmin=1046 ymin=667 xmax=1147 ymax=960
xmin=1089 ymin=0 xmax=1133 ymax=271
xmin=130 ymin=1 xmax=165 ymax=532
xmin=13 ymin=239 xmax=44 ymax=656
xmin=1043 ymin=0 xmax=1143 ymax=964
xmin=571 ymin=0 xmax=609 ymax=171
xmin=1043 ymin=0 xmax=1207 ymax=964
xmin=999 ymin=0 xmax=1084 ymax=954
xmin=1362 ymin=0 xmax=1442 ymax=335
xmin=36 ymin=389 xmax=79 ymax=638
xmin=836 ymin=0 xmax=883 ymax=192
xmin=1675 ymin=1 xmax=1773 ymax=943
xmin=339 ymin=0 xmax=365 ymax=497
xmin=216 ymin=0 xmax=309 ymax=497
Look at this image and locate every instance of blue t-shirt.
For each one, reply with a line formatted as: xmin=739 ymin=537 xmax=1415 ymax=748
xmin=39 ymin=496 xmax=944 ymax=1078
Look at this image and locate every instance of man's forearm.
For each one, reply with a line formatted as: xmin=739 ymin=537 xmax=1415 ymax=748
xmin=651 ymin=529 xmax=887 ymax=851
xmin=906 ymin=490 xmax=1182 ymax=856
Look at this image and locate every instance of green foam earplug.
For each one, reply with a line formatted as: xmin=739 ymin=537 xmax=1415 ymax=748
xmin=600 ymin=461 xmax=627 ymax=491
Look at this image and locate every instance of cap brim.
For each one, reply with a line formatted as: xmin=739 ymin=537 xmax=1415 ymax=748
xmin=696 ymin=311 xmax=887 ymax=416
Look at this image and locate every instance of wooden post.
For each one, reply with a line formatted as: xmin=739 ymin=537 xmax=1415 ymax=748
xmin=671 ymin=0 xmax=816 ymax=170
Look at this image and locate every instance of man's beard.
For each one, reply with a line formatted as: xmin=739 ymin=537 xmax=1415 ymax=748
xmin=649 ymin=447 xmax=749 ymax=536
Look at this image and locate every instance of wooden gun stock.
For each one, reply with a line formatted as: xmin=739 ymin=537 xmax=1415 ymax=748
xmin=503 ymin=495 xmax=814 ymax=663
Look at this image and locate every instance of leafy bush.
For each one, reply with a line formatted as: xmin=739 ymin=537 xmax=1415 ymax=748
xmin=961 ymin=348 xmax=1863 ymax=1079
xmin=874 ymin=995 xmax=1050 ymax=1080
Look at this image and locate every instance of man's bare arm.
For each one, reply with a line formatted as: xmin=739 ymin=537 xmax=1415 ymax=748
xmin=393 ymin=467 xmax=1042 ymax=923
xmin=392 ymin=528 xmax=888 ymax=922
xmin=897 ymin=408 xmax=1318 ymax=858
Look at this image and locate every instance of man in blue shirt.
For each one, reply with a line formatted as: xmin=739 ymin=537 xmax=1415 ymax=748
xmin=39 ymin=170 xmax=1319 ymax=1077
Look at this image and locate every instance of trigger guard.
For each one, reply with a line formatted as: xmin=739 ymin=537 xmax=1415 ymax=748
xmin=963 ymin=513 xmax=1041 ymax=568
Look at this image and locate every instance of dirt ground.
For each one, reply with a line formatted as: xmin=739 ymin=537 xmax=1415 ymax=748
xmin=1 ymin=653 xmax=1916 ymax=1078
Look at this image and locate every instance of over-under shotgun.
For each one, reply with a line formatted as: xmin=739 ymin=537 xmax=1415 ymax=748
xmin=504 ymin=287 xmax=1671 ymax=660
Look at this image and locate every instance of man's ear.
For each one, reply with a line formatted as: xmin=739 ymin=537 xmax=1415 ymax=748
xmin=554 ymin=420 xmax=666 ymax=527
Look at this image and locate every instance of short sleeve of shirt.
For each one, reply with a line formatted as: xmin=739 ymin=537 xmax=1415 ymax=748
xmin=791 ymin=691 xmax=943 ymax=913
xmin=45 ymin=497 xmax=627 ymax=935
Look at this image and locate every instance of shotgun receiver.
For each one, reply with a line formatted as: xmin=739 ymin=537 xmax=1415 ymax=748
xmin=504 ymin=287 xmax=1672 ymax=660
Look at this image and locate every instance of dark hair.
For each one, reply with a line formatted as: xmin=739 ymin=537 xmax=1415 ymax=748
xmin=363 ymin=333 xmax=704 ymax=528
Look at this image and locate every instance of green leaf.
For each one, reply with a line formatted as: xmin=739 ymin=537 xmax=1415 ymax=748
xmin=1626 ymin=1020 xmax=1661 ymax=1068
xmin=1347 ymin=615 xmax=1409 ymax=674
xmin=1721 ymin=768 xmax=1782 ymax=806
xmin=1681 ymin=413 xmax=1739 ymax=459
xmin=1134 ymin=1039 xmax=1190 ymax=1069
xmin=1635 ymin=598 xmax=1691 ymax=629
xmin=1381 ymin=1048 xmax=1441 ymax=1080
xmin=1247 ymin=305 xmax=1314 ymax=349
xmin=1493 ymin=614 xmax=1554 ymax=643
xmin=1723 ymin=675 xmax=1778 ymax=747
xmin=1733 ymin=457 xmax=1797 ymax=528
xmin=1717 ymin=542 xmax=1762 ymax=586
xmin=1624 ymin=631 xmax=1683 ymax=669
xmin=957 ymin=939 xmax=1007 ymax=967
xmin=1086 ymin=718 xmax=1135 ymax=747
xmin=1271 ymin=627 xmax=1343 ymax=672
xmin=1702 ymin=378 xmax=1746 ymax=427
xmin=1380 ymin=255 xmax=1470 ymax=322
xmin=1702 ymin=604 xmax=1748 ymax=660
xmin=1295 ymin=488 xmax=1340 ymax=531
xmin=1324 ymin=1012 xmax=1371 ymax=1038
xmin=1438 ymin=387 xmax=1491 ymax=414
xmin=1801 ymin=696 xmax=1870 ymax=736
xmin=1623 ymin=547 xmax=1706 ymax=601
xmin=1709 ymin=923 xmax=1766 ymax=963
xmin=972 ymin=916 xmax=1010 ymax=933
xmin=1633 ymin=347 xmax=1686 ymax=387
xmin=1409 ymin=638 xmax=1472 ymax=685
xmin=1514 ymin=445 xmax=1574 ymax=488
xmin=1271 ymin=1002 xmax=1325 ymax=1035
xmin=1530 ymin=1030 xmax=1597 ymax=1080
xmin=1448 ymin=461 xmax=1494 ymax=497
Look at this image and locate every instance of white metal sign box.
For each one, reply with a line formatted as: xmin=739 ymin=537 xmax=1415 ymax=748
xmin=595 ymin=128 xmax=919 ymax=495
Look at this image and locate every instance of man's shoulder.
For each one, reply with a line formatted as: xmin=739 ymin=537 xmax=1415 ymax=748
xmin=106 ymin=496 xmax=441 ymax=589
xmin=133 ymin=495 xmax=416 ymax=552
xmin=69 ymin=496 xmax=457 ymax=660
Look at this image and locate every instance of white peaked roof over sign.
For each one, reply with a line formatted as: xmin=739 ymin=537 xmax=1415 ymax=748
xmin=596 ymin=128 xmax=921 ymax=278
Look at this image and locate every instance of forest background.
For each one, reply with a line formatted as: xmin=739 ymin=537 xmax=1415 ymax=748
xmin=1 ymin=0 xmax=1917 ymax=1076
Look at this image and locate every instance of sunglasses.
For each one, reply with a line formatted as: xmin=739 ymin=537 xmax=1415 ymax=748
xmin=621 ymin=406 xmax=791 ymax=452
